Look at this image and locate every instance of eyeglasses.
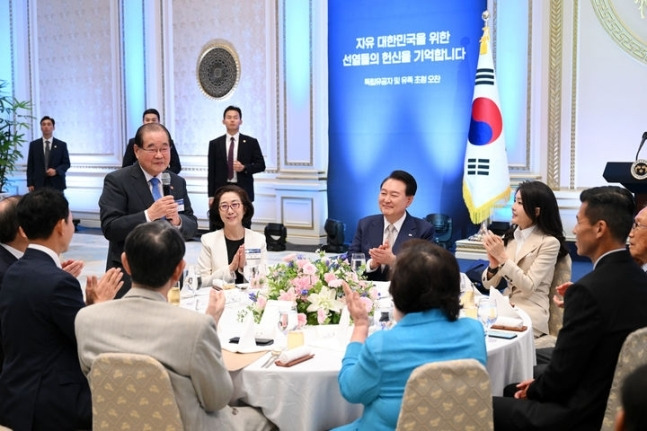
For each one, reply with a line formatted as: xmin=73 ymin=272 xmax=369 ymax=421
xmin=140 ymin=146 xmax=170 ymax=155
xmin=632 ymin=221 xmax=647 ymax=231
xmin=219 ymin=202 xmax=242 ymax=212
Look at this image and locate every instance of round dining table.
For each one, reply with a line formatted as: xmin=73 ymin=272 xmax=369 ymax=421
xmin=182 ymin=287 xmax=535 ymax=431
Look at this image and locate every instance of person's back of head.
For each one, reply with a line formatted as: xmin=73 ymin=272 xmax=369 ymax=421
xmin=616 ymin=363 xmax=647 ymax=431
xmin=123 ymin=221 xmax=185 ymax=289
xmin=389 ymin=239 xmax=460 ymax=320
xmin=17 ymin=189 xmax=69 ymax=240
xmin=580 ymin=186 xmax=635 ymax=244
xmin=380 ymin=170 xmax=417 ymax=196
xmin=0 ymin=196 xmax=22 ymax=244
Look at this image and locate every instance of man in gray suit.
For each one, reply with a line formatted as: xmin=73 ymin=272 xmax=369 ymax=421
xmin=75 ymin=221 xmax=275 ymax=430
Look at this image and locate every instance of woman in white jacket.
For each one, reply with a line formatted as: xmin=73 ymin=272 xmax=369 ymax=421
xmin=198 ymin=185 xmax=267 ymax=287
xmin=481 ymin=181 xmax=571 ymax=337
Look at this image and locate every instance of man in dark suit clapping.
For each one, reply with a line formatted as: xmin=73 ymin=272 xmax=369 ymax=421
xmin=0 ymin=189 xmax=122 ymax=430
xmin=493 ymin=186 xmax=647 ymax=430
xmin=26 ymin=116 xmax=70 ymax=192
xmin=348 ymin=170 xmax=434 ymax=281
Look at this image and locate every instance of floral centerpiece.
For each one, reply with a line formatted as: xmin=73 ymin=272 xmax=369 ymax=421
xmin=247 ymin=251 xmax=377 ymax=325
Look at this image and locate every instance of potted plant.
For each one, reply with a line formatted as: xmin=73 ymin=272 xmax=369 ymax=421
xmin=0 ymin=80 xmax=33 ymax=193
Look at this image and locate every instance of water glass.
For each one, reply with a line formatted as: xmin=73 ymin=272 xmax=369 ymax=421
xmin=351 ymin=253 xmax=366 ymax=275
xmin=183 ymin=265 xmax=198 ymax=299
xmin=245 ymin=248 xmax=262 ymax=283
xmin=477 ymin=297 xmax=498 ymax=337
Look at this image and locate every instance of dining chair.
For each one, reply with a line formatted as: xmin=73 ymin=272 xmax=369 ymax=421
xmin=600 ymin=326 xmax=647 ymax=431
xmin=88 ymin=352 xmax=183 ymax=431
xmin=534 ymin=254 xmax=572 ymax=349
xmin=396 ymin=358 xmax=493 ymax=431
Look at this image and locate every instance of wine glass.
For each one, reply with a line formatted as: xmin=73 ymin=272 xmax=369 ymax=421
xmin=477 ymin=297 xmax=498 ymax=338
xmin=351 ymin=253 xmax=366 ymax=275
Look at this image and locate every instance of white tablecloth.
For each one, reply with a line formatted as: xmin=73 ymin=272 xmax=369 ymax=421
xmin=183 ymin=289 xmax=535 ymax=431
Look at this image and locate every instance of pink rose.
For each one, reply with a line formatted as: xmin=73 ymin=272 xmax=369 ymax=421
xmin=282 ymin=254 xmax=297 ymax=262
xmin=302 ymin=262 xmax=317 ymax=275
xmin=324 ymin=272 xmax=337 ymax=283
xmin=297 ymin=313 xmax=307 ymax=328
xmin=317 ymin=308 xmax=327 ymax=324
xmin=256 ymin=295 xmax=267 ymax=310
xmin=328 ymin=279 xmax=343 ymax=288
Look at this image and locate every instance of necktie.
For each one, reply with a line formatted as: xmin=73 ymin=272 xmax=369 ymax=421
xmin=227 ymin=137 xmax=235 ymax=180
xmin=44 ymin=140 xmax=51 ymax=169
xmin=150 ymin=177 xmax=162 ymax=201
xmin=385 ymin=224 xmax=396 ymax=248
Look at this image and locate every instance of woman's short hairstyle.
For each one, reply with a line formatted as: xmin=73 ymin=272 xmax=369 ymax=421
xmin=209 ymin=185 xmax=254 ymax=229
xmin=389 ymin=239 xmax=461 ymax=320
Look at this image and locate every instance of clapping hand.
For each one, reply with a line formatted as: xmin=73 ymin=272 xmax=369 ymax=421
xmin=482 ymin=230 xmax=507 ymax=266
xmin=61 ymin=259 xmax=84 ymax=278
xmin=85 ymin=267 xmax=124 ymax=305
xmin=553 ymin=281 xmax=573 ymax=308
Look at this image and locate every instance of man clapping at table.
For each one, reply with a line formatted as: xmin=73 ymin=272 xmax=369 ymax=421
xmin=493 ymin=186 xmax=647 ymax=430
xmin=75 ymin=221 xmax=275 ymax=430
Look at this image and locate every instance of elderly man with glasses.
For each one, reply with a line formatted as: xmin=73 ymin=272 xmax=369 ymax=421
xmin=99 ymin=122 xmax=197 ymax=297
xmin=628 ymin=205 xmax=647 ymax=270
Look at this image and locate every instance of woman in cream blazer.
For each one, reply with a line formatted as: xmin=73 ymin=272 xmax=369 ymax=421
xmin=481 ymin=181 xmax=571 ymax=337
xmin=198 ymin=185 xmax=267 ymax=287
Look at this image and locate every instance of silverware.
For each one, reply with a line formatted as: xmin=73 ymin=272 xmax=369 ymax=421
xmin=261 ymin=350 xmax=282 ymax=368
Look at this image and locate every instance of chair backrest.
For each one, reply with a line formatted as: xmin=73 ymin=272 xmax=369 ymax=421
xmin=396 ymin=358 xmax=493 ymax=431
xmin=601 ymin=326 xmax=647 ymax=431
xmin=425 ymin=213 xmax=453 ymax=249
xmin=548 ymin=253 xmax=572 ymax=336
xmin=88 ymin=352 xmax=183 ymax=431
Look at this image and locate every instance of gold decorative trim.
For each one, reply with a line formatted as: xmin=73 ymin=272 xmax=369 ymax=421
xmin=569 ymin=1 xmax=579 ymax=190
xmin=525 ymin=0 xmax=533 ymax=173
xmin=275 ymin=0 xmax=281 ymax=170
xmin=196 ymin=40 xmax=241 ymax=100
xmin=280 ymin=196 xmax=315 ymax=230
xmin=282 ymin=0 xmax=314 ymax=167
xmin=547 ymin=0 xmax=564 ymax=189
xmin=591 ymin=0 xmax=647 ymax=63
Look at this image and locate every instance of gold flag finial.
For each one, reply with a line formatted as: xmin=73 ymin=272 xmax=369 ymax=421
xmin=480 ymin=10 xmax=491 ymax=55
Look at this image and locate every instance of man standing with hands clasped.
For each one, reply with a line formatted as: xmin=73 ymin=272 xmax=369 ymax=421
xmin=99 ymin=122 xmax=197 ymax=298
xmin=207 ymin=106 xmax=265 ymax=229
xmin=26 ymin=116 xmax=70 ymax=192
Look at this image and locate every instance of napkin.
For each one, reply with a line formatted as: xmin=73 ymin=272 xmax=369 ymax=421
xmin=336 ymin=306 xmax=351 ymax=347
xmin=488 ymin=288 xmax=524 ymax=329
xmin=277 ymin=346 xmax=313 ymax=364
xmin=238 ymin=312 xmax=257 ymax=351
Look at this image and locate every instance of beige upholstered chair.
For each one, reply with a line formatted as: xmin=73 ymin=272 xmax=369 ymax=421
xmin=535 ymin=254 xmax=572 ymax=349
xmin=396 ymin=359 xmax=493 ymax=431
xmin=601 ymin=326 xmax=647 ymax=431
xmin=88 ymin=352 xmax=183 ymax=431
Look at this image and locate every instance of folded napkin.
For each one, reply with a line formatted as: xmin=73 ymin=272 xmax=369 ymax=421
xmin=488 ymin=288 xmax=524 ymax=328
xmin=222 ymin=313 xmax=269 ymax=354
xmin=276 ymin=346 xmax=314 ymax=367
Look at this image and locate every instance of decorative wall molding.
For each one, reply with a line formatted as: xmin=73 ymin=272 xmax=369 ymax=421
xmin=591 ymin=0 xmax=647 ymax=64
xmin=547 ymin=0 xmax=564 ymax=189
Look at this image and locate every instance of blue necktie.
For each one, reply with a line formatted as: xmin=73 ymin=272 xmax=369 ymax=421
xmin=150 ymin=177 xmax=162 ymax=201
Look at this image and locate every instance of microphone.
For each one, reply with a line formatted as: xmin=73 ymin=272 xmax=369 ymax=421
xmin=161 ymin=172 xmax=171 ymax=196
xmin=635 ymin=132 xmax=647 ymax=161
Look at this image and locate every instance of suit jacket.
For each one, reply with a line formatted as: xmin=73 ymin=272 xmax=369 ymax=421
xmin=26 ymin=137 xmax=70 ymax=191
xmin=197 ymin=228 xmax=268 ymax=287
xmin=348 ymin=212 xmax=434 ymax=281
xmin=493 ymin=250 xmax=647 ymax=430
xmin=98 ymin=163 xmax=198 ymax=297
xmin=0 ymin=245 xmax=19 ymax=375
xmin=0 ymin=248 xmax=91 ymax=430
xmin=122 ymin=137 xmax=182 ymax=174
xmin=207 ymin=133 xmax=265 ymax=201
xmin=337 ymin=309 xmax=487 ymax=431
xmin=75 ymin=288 xmax=239 ymax=430
xmin=481 ymin=230 xmax=568 ymax=336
